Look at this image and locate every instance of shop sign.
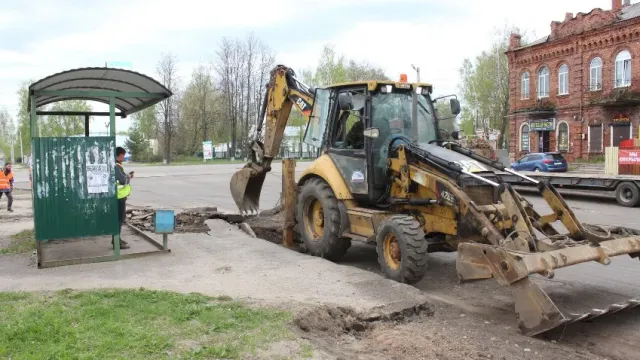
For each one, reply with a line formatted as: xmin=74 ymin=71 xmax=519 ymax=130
xmin=529 ymin=118 xmax=555 ymax=131
xmin=619 ymin=149 xmax=640 ymax=164
xmin=612 ymin=114 xmax=630 ymax=125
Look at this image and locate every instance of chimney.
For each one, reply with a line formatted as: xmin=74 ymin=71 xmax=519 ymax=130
xmin=612 ymin=0 xmax=622 ymax=12
xmin=508 ymin=33 xmax=521 ymax=50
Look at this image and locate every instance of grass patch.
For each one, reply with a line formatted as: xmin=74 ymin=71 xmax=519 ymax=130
xmin=0 ymin=229 xmax=35 ymax=255
xmin=0 ymin=288 xmax=293 ymax=359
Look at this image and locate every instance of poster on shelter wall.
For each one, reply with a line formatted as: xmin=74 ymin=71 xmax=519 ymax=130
xmin=86 ymin=164 xmax=109 ymax=193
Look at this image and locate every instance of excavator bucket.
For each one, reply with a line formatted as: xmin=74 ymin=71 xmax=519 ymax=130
xmin=230 ymin=166 xmax=267 ymax=214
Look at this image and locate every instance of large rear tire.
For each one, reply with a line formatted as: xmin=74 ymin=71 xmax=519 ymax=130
xmin=295 ymin=178 xmax=350 ymax=261
xmin=376 ymin=215 xmax=428 ymax=284
xmin=615 ymin=181 xmax=640 ymax=207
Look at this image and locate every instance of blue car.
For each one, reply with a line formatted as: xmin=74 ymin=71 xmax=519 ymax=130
xmin=510 ymin=152 xmax=568 ymax=172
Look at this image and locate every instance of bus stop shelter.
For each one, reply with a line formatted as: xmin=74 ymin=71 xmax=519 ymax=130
xmin=28 ymin=67 xmax=173 ymax=268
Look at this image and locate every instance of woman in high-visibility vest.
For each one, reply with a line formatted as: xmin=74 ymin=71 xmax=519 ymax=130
xmin=0 ymin=162 xmax=14 ymax=212
xmin=115 ymin=147 xmax=134 ymax=249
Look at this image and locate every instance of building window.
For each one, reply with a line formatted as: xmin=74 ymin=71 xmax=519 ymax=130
xmin=537 ymin=66 xmax=549 ymax=98
xmin=557 ymin=122 xmax=569 ymax=151
xmin=520 ymin=123 xmax=530 ymax=152
xmin=590 ymin=57 xmax=602 ymax=91
xmin=614 ymin=50 xmax=631 ymax=88
xmin=521 ymin=72 xmax=529 ymax=99
xmin=558 ymin=64 xmax=569 ymax=95
xmin=589 ymin=125 xmax=603 ymax=153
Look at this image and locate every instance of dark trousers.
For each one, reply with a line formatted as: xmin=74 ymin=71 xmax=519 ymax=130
xmin=0 ymin=191 xmax=12 ymax=209
xmin=118 ymin=198 xmax=126 ymax=236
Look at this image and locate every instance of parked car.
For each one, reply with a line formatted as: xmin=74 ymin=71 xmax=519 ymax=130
xmin=510 ymin=152 xmax=568 ymax=172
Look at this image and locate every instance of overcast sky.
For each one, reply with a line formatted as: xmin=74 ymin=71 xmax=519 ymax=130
xmin=0 ymin=0 xmax=616 ymax=133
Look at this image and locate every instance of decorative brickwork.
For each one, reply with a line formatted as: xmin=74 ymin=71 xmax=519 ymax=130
xmin=506 ymin=0 xmax=640 ymax=162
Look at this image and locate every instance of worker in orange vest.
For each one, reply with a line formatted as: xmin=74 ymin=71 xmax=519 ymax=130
xmin=0 ymin=162 xmax=14 ymax=212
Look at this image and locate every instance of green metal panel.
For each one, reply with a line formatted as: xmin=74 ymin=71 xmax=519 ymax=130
xmin=32 ymin=136 xmax=118 ymax=241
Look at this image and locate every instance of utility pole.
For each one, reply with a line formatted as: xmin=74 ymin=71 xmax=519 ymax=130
xmin=10 ymin=138 xmax=14 ymax=164
xmin=19 ymin=129 xmax=23 ymax=163
xmin=411 ymin=64 xmax=420 ymax=83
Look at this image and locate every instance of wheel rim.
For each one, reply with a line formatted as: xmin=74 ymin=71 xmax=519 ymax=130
xmin=621 ymin=187 xmax=633 ymax=202
xmin=383 ymin=233 xmax=401 ymax=270
xmin=304 ymin=198 xmax=324 ymax=240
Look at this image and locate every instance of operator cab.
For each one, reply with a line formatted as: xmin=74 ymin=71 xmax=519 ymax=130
xmin=303 ymin=75 xmax=461 ymax=204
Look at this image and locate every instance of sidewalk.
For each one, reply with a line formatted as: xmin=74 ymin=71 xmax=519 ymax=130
xmin=0 ymin=216 xmax=429 ymax=313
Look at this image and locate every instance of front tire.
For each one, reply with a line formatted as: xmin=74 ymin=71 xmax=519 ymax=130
xmin=294 ymin=178 xmax=350 ymax=261
xmin=376 ymin=215 xmax=428 ymax=284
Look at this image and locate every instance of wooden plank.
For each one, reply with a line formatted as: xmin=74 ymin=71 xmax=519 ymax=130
xmin=282 ymin=158 xmax=296 ymax=248
xmin=605 ymin=146 xmax=619 ymax=176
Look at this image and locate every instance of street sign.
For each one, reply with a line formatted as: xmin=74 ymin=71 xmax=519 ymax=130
xmin=529 ymin=118 xmax=555 ymax=132
xmin=202 ymin=141 xmax=213 ymax=160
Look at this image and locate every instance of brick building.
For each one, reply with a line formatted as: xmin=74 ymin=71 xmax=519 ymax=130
xmin=506 ymin=0 xmax=640 ymax=162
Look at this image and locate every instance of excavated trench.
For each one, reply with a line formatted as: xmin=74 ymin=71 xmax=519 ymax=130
xmin=126 ymin=205 xmax=434 ymax=337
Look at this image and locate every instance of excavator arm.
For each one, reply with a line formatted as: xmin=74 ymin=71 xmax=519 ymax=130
xmin=230 ymin=65 xmax=315 ymax=213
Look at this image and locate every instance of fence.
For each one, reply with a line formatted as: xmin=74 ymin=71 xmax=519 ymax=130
xmin=211 ymin=148 xmax=319 ymax=160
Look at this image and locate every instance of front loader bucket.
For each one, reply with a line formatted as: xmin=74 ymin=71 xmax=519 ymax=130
xmin=457 ymin=229 xmax=640 ymax=336
xmin=230 ymin=167 xmax=267 ymax=214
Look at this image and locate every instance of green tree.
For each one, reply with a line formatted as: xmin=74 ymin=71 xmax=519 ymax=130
xmin=132 ymin=105 xmax=157 ymax=139
xmin=0 ymin=107 xmax=15 ymax=159
xmin=39 ymin=100 xmax=92 ymax=137
xmin=457 ymin=108 xmax=475 ymax=137
xmin=16 ymin=82 xmax=32 ymax=156
xmin=289 ymin=108 xmax=307 ymax=157
xmin=124 ymin=126 xmax=150 ymax=162
xmin=302 ymin=45 xmax=389 ymax=87
xmin=458 ymin=25 xmax=526 ymax=148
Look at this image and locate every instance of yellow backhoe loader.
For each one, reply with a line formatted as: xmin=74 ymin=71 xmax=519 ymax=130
xmin=230 ymin=65 xmax=640 ymax=336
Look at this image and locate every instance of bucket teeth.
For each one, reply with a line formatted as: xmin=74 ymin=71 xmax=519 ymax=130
xmin=529 ymin=298 xmax=640 ymax=336
xmin=562 ymin=299 xmax=640 ymax=325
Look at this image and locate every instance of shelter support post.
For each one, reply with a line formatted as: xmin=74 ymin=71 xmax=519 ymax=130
xmin=109 ymin=96 xmax=119 ymax=257
xmin=109 ymin=97 xmax=116 ymax=136
xmin=84 ymin=115 xmax=90 ymax=137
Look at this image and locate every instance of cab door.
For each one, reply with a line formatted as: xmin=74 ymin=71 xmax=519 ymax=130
xmin=303 ymin=88 xmax=332 ymax=150
xmin=326 ymin=87 xmax=369 ymax=198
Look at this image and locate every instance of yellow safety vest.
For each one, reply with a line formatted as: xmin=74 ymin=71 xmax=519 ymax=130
xmin=116 ymin=163 xmax=131 ymax=199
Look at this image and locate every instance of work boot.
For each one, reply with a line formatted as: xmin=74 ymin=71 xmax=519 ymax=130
xmin=7 ymin=208 xmax=13 ymax=212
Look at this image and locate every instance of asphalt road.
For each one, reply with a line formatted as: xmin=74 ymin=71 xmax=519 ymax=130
xmin=116 ymin=162 xmax=639 ymax=299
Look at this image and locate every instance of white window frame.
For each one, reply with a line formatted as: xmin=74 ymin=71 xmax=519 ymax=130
xmin=558 ymin=64 xmax=569 ymax=95
xmin=614 ymin=50 xmax=631 ymax=88
xmin=556 ymin=121 xmax=569 ymax=151
xmin=520 ymin=122 xmax=530 ymax=152
xmin=521 ymin=72 xmax=530 ymax=99
xmin=609 ymin=123 xmax=633 ymax=147
xmin=537 ymin=67 xmax=549 ymax=98
xmin=589 ymin=57 xmax=602 ymax=91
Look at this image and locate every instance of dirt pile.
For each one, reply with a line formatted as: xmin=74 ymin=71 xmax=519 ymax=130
xmin=125 ymin=205 xmax=290 ymax=240
xmin=294 ymin=302 xmax=432 ymax=338
xmin=126 ymin=207 xmax=245 ymax=233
